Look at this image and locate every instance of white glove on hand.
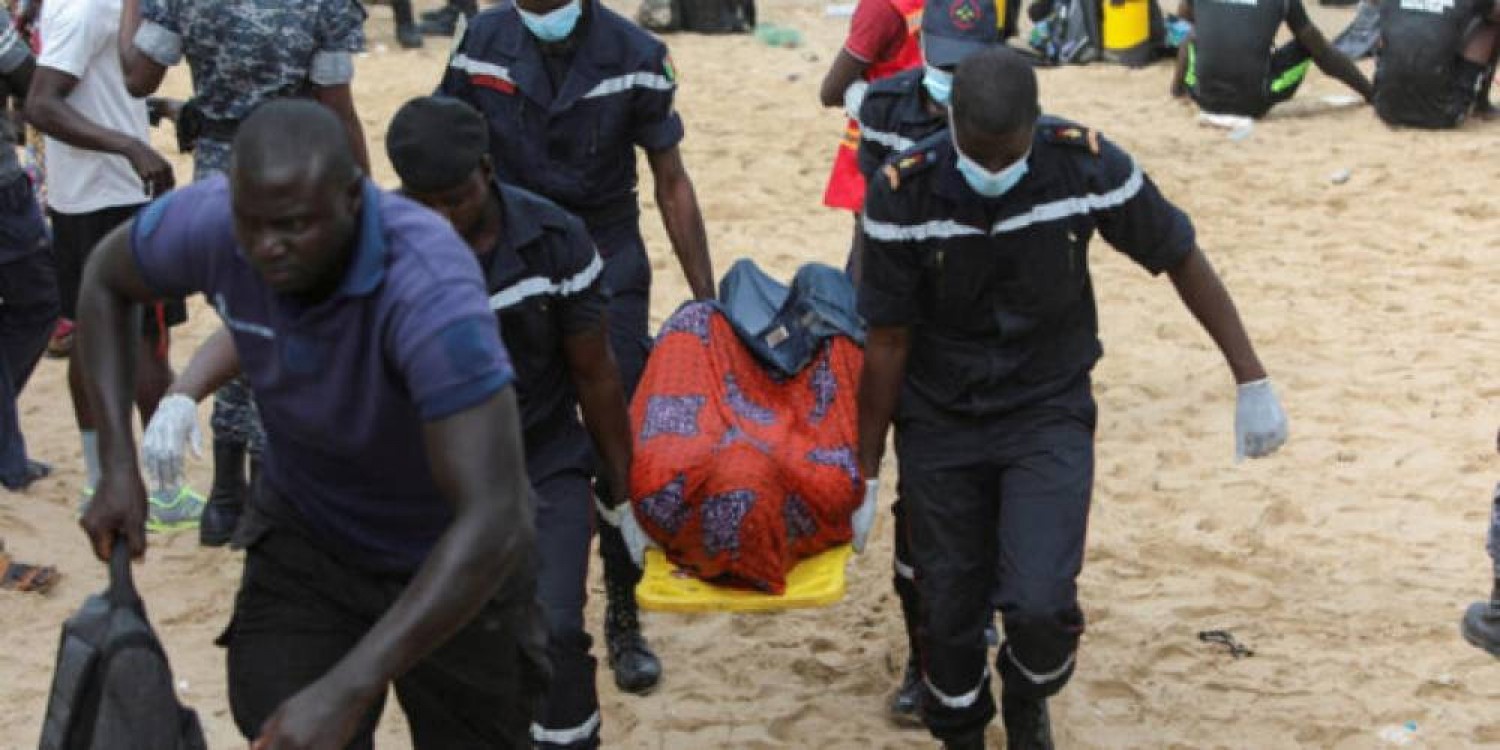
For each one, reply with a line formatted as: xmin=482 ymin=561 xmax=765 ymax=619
xmin=596 ymin=496 xmax=653 ymax=569
xmin=843 ymin=80 xmax=869 ymax=120
xmin=852 ymin=479 xmax=878 ymax=554
xmin=1234 ymin=378 xmax=1288 ymax=462
xmin=142 ymin=393 xmax=201 ymax=492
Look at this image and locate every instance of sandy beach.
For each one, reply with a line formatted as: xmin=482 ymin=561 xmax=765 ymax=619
xmin=2 ymin=0 xmax=1498 ymax=746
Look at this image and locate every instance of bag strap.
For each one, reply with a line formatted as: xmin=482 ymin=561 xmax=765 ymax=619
xmin=107 ymin=541 xmax=141 ymax=609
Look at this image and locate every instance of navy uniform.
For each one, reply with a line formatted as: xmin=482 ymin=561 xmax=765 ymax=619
xmin=1373 ymin=0 xmax=1497 ymax=128
xmin=484 ymin=182 xmax=607 ymax=749
xmin=438 ymin=0 xmax=683 ymax=679
xmin=856 ymin=68 xmax=945 ymax=182
xmin=860 ymin=119 xmax=1195 ymax=740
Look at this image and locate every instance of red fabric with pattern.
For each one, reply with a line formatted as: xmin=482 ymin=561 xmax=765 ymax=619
xmin=628 ymin=303 xmax=864 ymax=594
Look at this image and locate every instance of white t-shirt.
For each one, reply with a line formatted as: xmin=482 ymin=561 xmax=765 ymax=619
xmin=38 ymin=0 xmax=151 ymax=215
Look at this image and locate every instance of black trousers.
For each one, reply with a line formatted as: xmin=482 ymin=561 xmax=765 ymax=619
xmin=220 ymin=521 xmax=548 ymax=748
xmin=896 ymin=379 xmax=1096 ymax=741
xmin=532 ymin=469 xmax=601 ymax=748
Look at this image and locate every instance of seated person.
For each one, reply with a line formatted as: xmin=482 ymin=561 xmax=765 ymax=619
xmin=1373 ymin=0 xmax=1499 ymax=128
xmin=1170 ymin=0 xmax=1373 ymax=117
xmin=629 ymin=270 xmax=866 ymax=595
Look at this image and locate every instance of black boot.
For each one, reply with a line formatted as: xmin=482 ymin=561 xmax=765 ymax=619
xmin=390 ymin=0 xmax=424 ymax=48
xmin=419 ymin=2 xmax=474 ymax=36
xmin=1001 ymin=693 xmax=1054 ymax=750
xmin=889 ymin=655 xmax=924 ymax=726
xmin=602 ymin=529 xmax=662 ymax=694
xmin=200 ymin=441 xmax=246 ymax=547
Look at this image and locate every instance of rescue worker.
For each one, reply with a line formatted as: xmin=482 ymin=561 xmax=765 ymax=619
xmin=386 ymin=95 xmax=635 ymax=749
xmin=438 ymin=0 xmax=717 ymax=694
xmin=851 ymin=0 xmax=1002 ymax=725
xmin=858 ymin=48 xmax=1290 ymax=749
xmin=1371 ymin=0 xmax=1498 ymax=128
xmin=1169 ymin=0 xmax=1373 ymax=117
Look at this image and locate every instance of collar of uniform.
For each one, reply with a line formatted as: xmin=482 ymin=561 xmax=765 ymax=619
xmin=899 ymin=78 xmax=941 ymax=128
xmin=335 ymin=180 xmax=387 ymax=298
xmin=496 ymin=0 xmax=625 ymax=108
xmin=495 ymin=179 xmax=546 ymax=253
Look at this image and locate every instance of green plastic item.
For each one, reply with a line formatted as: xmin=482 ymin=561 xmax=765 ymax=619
xmin=754 ymin=23 xmax=803 ymax=48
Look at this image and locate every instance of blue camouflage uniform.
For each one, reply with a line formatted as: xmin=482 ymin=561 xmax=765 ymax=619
xmin=132 ymin=0 xmax=367 ymax=454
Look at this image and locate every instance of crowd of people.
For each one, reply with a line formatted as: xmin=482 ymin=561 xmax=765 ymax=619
xmin=0 ymin=0 xmax=1492 ymax=747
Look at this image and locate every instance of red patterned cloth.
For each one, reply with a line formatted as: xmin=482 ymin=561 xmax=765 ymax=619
xmin=629 ymin=303 xmax=864 ymax=594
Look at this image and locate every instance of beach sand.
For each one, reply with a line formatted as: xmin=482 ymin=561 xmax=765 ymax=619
xmin=2 ymin=1 xmax=1497 ymax=746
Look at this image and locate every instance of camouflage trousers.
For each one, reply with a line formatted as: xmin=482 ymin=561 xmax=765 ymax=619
xmin=197 ymin=140 xmax=265 ymax=456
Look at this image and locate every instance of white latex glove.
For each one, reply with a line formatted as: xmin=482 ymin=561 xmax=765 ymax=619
xmin=596 ymin=496 xmax=653 ymax=569
xmin=1234 ymin=378 xmax=1288 ymax=462
xmin=843 ymin=80 xmax=869 ymax=120
xmin=142 ymin=393 xmax=202 ymax=492
xmin=852 ymin=479 xmax=878 ymax=553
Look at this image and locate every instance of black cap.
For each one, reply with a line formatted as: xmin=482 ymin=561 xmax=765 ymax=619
xmin=385 ymin=96 xmax=490 ymax=193
xmin=921 ymin=0 xmax=1002 ymax=68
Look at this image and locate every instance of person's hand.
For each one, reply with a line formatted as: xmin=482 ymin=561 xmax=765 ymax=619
xmin=596 ymin=496 xmax=653 ymax=568
xmin=80 ymin=469 xmax=148 ymax=561
xmin=146 ymin=97 xmax=183 ymax=126
xmin=852 ymin=479 xmax=878 ymax=553
xmin=1234 ymin=378 xmax=1288 ymax=462
xmin=251 ymin=672 xmax=380 ymax=750
xmin=843 ymin=80 xmax=869 ymax=121
xmin=122 ymin=140 xmax=175 ymax=197
xmin=142 ymin=393 xmax=201 ymax=494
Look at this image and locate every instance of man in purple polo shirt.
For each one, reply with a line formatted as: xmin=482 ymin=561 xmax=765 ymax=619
xmin=75 ymin=100 xmax=545 ymax=748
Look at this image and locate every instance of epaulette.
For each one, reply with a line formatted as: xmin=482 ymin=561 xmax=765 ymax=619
xmin=880 ymin=147 xmax=940 ymax=192
xmin=1041 ymin=124 xmax=1101 ymax=156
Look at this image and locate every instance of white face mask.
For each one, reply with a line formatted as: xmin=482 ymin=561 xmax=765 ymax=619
xmin=518 ymin=0 xmax=582 ymax=42
xmin=949 ymin=124 xmax=1030 ymax=198
xmin=922 ymin=65 xmax=954 ymax=105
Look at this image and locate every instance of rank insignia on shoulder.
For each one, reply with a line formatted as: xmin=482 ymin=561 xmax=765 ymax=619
xmin=884 ymin=149 xmax=936 ymax=190
xmin=1047 ymin=125 xmax=1101 ymax=155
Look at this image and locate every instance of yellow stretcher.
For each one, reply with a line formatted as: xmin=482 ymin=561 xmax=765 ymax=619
xmin=636 ymin=544 xmax=855 ymax=613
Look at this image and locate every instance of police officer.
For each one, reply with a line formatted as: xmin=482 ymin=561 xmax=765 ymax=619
xmin=439 ymin=0 xmax=717 ymax=693
xmin=1371 ymin=0 xmax=1498 ymax=128
xmin=858 ymin=48 xmax=1289 ymax=749
xmin=1168 ymin=0 xmax=1372 ymax=117
xmin=385 ymin=95 xmax=636 ymax=749
xmin=118 ymin=0 xmax=372 ymax=547
xmin=852 ymin=0 xmax=1002 ymax=726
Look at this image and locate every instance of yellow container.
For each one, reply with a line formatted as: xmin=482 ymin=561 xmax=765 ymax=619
xmin=1102 ymin=0 xmax=1152 ymax=62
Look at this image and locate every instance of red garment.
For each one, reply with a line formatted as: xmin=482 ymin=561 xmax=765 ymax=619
xmin=822 ymin=0 xmax=925 ymax=211
xmin=629 ymin=304 xmax=864 ymax=594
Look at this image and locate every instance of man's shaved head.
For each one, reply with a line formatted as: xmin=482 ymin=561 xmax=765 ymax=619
xmin=231 ymin=99 xmax=361 ymax=189
xmin=228 ymin=100 xmax=366 ymax=300
xmin=951 ymin=47 xmax=1041 ymax=137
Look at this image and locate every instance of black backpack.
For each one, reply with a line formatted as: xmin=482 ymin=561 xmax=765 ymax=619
xmin=38 ymin=544 xmax=207 ymax=750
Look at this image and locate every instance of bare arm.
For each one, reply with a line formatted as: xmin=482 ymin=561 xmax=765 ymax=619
xmin=76 ymin=223 xmax=157 ymax=560
xmin=1166 ymin=246 xmax=1268 ymax=384
xmin=565 ymin=322 xmax=633 ymax=507
xmin=258 ymin=388 xmax=537 ymax=747
xmin=646 ymin=146 xmax=715 ymax=301
xmin=1170 ymin=1 xmax=1194 ymax=97
xmin=819 ymin=49 xmax=869 ymax=108
xmin=313 ymin=84 xmax=371 ymax=174
xmin=1295 ymin=23 xmax=1374 ymax=101
xmin=856 ymin=324 xmax=910 ymax=478
xmin=25 ymin=66 xmax=174 ymax=195
xmin=118 ymin=0 xmax=168 ymax=97
xmin=166 ymin=327 xmax=241 ymax=402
